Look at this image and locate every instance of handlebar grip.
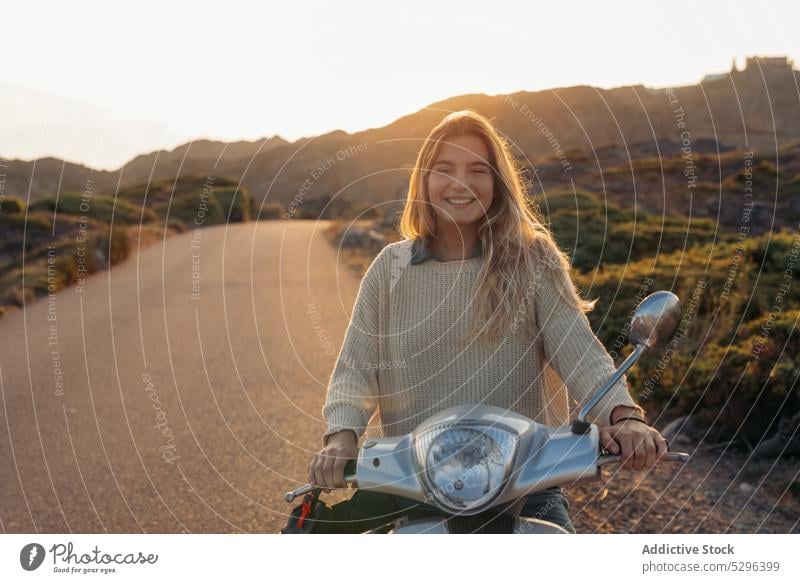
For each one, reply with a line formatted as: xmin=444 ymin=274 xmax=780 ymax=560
xmin=597 ymin=451 xmax=690 ymax=466
xmin=284 ymin=458 xmax=358 ymax=502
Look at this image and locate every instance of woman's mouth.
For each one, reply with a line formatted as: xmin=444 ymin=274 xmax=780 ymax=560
xmin=445 ymin=197 xmax=476 ymax=207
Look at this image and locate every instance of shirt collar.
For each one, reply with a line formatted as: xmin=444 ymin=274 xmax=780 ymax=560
xmin=410 ymin=236 xmax=483 ymax=265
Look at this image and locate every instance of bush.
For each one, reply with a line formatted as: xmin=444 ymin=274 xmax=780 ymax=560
xmin=665 ymin=309 xmax=800 ymax=445
xmin=106 ymin=226 xmax=131 ymax=266
xmin=118 ymin=176 xmax=249 ymax=226
xmin=0 ymin=212 xmax=51 ymax=233
xmin=257 ymin=202 xmax=287 ymax=220
xmin=215 ymin=185 xmax=249 ymax=223
xmin=0 ymin=195 xmax=26 ymax=214
xmin=532 ymin=188 xmax=602 ymax=214
xmin=0 ymin=176 xmax=253 ymax=315
xmin=542 ymin=191 xmax=721 ymax=272
xmin=581 ymin=231 xmax=799 ymax=444
xmin=28 ymin=193 xmax=158 ymax=225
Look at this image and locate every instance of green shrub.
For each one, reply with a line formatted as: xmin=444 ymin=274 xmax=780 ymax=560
xmin=533 ymin=188 xmax=602 ymax=214
xmin=0 ymin=195 xmax=26 ymax=214
xmin=215 ymin=185 xmax=249 ymax=223
xmin=28 ymin=193 xmax=157 ymax=225
xmin=118 ymin=176 xmax=249 ymax=226
xmin=666 ymin=309 xmax=800 ymax=444
xmin=257 ymin=201 xmax=287 ymax=220
xmin=580 ymin=231 xmax=799 ymax=443
xmin=0 ymin=212 xmax=51 ymax=232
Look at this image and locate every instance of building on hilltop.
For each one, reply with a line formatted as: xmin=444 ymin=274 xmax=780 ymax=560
xmin=702 ymin=56 xmax=795 ymax=83
xmin=745 ymin=56 xmax=793 ymax=69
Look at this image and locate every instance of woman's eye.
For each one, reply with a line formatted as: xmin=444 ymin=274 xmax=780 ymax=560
xmin=472 ymin=168 xmax=488 ymax=174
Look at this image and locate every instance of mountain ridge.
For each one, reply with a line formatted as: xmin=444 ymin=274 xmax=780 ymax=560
xmin=2 ymin=57 xmax=798 ymax=211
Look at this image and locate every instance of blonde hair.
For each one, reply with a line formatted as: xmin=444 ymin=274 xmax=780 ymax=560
xmin=399 ymin=109 xmax=595 ymax=345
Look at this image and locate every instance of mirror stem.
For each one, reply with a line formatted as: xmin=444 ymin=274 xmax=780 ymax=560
xmin=571 ymin=343 xmax=646 ymax=434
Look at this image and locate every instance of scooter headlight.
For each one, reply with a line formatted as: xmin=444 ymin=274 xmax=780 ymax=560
xmin=414 ymin=423 xmax=518 ymax=514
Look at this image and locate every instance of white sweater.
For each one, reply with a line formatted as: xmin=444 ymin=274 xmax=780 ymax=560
xmin=322 ymin=239 xmax=640 ymax=443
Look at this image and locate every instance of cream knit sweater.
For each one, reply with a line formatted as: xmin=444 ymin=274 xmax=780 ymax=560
xmin=322 ymin=239 xmax=640 ymax=443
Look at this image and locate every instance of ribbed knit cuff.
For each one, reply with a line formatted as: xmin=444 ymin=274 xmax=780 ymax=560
xmin=322 ymin=403 xmax=367 ymax=446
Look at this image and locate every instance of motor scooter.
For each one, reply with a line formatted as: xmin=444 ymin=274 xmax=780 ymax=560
xmin=286 ymin=291 xmax=689 ymax=533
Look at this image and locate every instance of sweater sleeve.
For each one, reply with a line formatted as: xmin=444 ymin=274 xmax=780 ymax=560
xmin=533 ymin=254 xmax=643 ymax=427
xmin=320 ymin=252 xmax=383 ymax=445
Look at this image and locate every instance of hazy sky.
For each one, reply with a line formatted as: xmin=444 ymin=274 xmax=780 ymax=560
xmin=1 ymin=0 xmax=798 ymax=169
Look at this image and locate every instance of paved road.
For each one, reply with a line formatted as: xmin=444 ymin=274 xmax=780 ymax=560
xmin=0 ymin=220 xmax=359 ymax=533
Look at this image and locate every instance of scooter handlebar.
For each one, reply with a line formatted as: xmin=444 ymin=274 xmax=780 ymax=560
xmin=284 ymin=459 xmax=357 ymax=502
xmin=284 ymin=448 xmax=691 ymax=503
xmin=597 ymin=451 xmax=690 ymax=466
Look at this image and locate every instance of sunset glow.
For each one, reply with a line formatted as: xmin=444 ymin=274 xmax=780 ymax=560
xmin=1 ymin=0 xmax=798 ymax=169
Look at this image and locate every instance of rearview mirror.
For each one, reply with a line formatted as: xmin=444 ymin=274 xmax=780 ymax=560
xmin=630 ymin=291 xmax=682 ymax=351
xmin=573 ymin=290 xmax=683 ymax=431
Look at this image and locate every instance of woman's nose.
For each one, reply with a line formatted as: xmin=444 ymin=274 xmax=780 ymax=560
xmin=450 ymin=170 xmax=469 ymax=191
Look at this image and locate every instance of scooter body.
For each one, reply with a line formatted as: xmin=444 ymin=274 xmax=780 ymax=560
xmin=286 ymin=291 xmax=689 ymax=533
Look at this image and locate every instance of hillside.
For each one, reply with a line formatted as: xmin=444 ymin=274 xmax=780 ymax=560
xmin=2 ymin=57 xmax=799 ymax=226
xmin=0 ymin=176 xmax=250 ymax=313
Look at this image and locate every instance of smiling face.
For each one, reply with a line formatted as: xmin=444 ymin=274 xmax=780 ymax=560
xmin=426 ymin=133 xmax=495 ymax=231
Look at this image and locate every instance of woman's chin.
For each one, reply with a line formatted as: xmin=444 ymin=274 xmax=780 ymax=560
xmin=434 ymin=212 xmax=483 ymax=228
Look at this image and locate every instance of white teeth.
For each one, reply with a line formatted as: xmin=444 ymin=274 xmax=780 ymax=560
xmin=447 ymin=198 xmax=474 ymax=204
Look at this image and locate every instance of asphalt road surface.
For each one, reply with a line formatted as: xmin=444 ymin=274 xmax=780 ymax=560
xmin=0 ymin=220 xmax=358 ymax=533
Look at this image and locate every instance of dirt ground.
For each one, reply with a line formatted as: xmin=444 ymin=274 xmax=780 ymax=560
xmin=568 ymin=447 xmax=800 ymax=533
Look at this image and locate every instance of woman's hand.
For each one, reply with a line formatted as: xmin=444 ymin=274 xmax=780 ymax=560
xmin=599 ymin=420 xmax=669 ymax=470
xmin=308 ymin=430 xmax=358 ymax=491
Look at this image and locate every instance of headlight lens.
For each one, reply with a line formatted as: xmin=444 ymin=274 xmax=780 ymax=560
xmin=414 ymin=423 xmax=518 ymax=513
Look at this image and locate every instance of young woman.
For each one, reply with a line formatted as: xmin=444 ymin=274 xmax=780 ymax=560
xmin=307 ymin=110 xmax=669 ymax=533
